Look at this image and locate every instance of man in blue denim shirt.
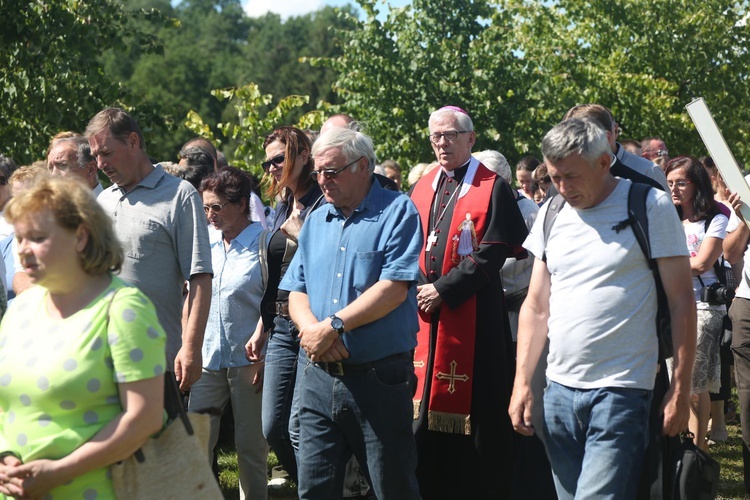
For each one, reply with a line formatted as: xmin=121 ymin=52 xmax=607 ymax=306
xmin=280 ymin=127 xmax=423 ymax=499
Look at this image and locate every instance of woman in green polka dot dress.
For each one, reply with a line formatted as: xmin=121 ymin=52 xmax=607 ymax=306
xmin=0 ymin=177 xmax=166 ymax=499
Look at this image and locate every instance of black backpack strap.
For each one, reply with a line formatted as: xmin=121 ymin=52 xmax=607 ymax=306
xmin=628 ymin=182 xmax=653 ymax=262
xmin=715 ymin=257 xmax=728 ymax=286
xmin=701 ymin=213 xmax=727 ymax=285
xmin=541 ymin=193 xmax=566 ymax=262
xmin=628 ymin=182 xmax=675 ymax=360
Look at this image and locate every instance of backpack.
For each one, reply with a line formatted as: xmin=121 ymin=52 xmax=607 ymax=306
xmin=542 ymin=182 xmax=673 ymax=360
xmin=670 ymin=433 xmax=721 ymax=500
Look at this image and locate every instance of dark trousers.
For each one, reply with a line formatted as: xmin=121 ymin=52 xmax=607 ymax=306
xmin=729 ymin=298 xmax=750 ymax=492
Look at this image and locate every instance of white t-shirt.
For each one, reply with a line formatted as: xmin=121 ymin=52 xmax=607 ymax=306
xmin=524 ymin=179 xmax=688 ymax=390
xmin=683 ymin=214 xmax=727 ymax=309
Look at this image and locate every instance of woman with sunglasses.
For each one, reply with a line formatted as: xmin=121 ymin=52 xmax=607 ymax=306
xmin=665 ymin=156 xmax=728 ymax=450
xmin=187 ymin=167 xmax=268 ymax=499
xmin=250 ymin=126 xmax=322 ymax=485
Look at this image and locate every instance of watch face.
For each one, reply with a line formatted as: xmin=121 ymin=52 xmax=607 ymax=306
xmin=331 ymin=317 xmax=344 ymax=331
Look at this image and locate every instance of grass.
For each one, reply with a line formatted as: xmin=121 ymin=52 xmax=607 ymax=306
xmin=217 ymin=449 xmax=297 ymax=500
xmin=214 ymin=412 xmax=750 ymax=499
xmin=710 ymin=422 xmax=749 ymax=500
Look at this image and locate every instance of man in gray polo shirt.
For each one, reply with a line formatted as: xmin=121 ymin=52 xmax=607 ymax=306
xmin=86 ymin=107 xmax=212 ymax=391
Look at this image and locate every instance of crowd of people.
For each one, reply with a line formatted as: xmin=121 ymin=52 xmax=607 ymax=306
xmin=0 ymin=101 xmax=749 ymax=500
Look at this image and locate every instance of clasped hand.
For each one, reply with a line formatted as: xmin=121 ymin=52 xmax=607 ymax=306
xmin=298 ymin=320 xmax=349 ymax=363
xmin=416 ymin=284 xmax=443 ymax=314
xmin=0 ymin=456 xmax=65 ymax=499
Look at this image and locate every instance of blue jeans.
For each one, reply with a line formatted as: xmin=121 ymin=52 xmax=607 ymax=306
xmin=296 ymin=350 xmax=420 ymax=500
xmin=261 ymin=316 xmax=301 ymax=482
xmin=543 ymin=380 xmax=651 ymax=500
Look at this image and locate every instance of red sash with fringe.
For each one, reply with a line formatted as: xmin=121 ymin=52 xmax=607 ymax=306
xmin=410 ymin=162 xmax=495 ymax=435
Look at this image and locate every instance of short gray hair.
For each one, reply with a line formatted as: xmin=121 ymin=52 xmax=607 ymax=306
xmin=473 ymin=150 xmax=512 ymax=184
xmin=47 ymin=136 xmax=90 ymax=170
xmin=428 ymin=108 xmax=474 ymax=132
xmin=77 ymin=140 xmax=94 ymax=170
xmin=54 ymin=136 xmax=91 ymax=170
xmin=542 ymin=119 xmax=610 ymax=164
xmin=312 ymin=127 xmax=376 ymax=172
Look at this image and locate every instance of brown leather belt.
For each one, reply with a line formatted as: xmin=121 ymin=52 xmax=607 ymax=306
xmin=315 ymin=352 xmax=412 ymax=377
xmin=275 ymin=301 xmax=290 ymax=319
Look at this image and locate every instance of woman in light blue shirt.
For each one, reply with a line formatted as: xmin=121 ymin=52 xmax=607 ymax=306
xmin=188 ymin=166 xmax=267 ymax=500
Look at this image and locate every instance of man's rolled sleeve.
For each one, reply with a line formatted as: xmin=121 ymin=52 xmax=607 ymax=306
xmin=279 ymin=250 xmax=307 ymax=294
xmin=379 ymin=199 xmax=423 ymax=283
xmin=176 ymin=188 xmax=213 ymax=279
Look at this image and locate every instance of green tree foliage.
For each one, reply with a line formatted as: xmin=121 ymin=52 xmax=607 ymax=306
xmin=319 ymin=0 xmax=750 ymax=168
xmin=243 ymin=6 xmax=356 ymax=108
xmin=499 ymin=0 xmax=750 ymax=163
xmin=310 ymin=0 xmax=524 ymax=169
xmin=185 ymin=83 xmax=326 ymax=181
xmin=103 ymin=0 xmax=355 ymax=163
xmin=101 ymin=0 xmax=251 ymax=161
xmin=0 ymin=0 xmax=171 ymax=165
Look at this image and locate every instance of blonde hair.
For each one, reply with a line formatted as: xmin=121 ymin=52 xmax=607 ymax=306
xmin=9 ymin=164 xmax=49 ymax=190
xmin=6 ymin=177 xmax=123 ymax=276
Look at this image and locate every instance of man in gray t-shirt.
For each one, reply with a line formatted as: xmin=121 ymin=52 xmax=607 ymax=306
xmin=509 ymin=119 xmax=696 ymax=499
xmin=86 ymin=107 xmax=212 ymax=391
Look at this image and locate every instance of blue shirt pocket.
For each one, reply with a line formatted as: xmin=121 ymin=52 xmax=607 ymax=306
xmin=352 ymin=251 xmax=383 ymax=292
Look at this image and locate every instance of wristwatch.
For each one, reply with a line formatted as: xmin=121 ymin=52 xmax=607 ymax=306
xmin=329 ymin=315 xmax=345 ymax=335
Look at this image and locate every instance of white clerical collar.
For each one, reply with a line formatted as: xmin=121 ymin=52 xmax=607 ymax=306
xmin=440 ymin=159 xmax=471 ymax=178
xmin=431 ymin=156 xmax=480 ymax=199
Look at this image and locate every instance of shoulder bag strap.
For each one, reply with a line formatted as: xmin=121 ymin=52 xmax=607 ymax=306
xmin=627 ymin=182 xmax=652 ymax=262
xmin=258 ymin=229 xmax=270 ymax=292
xmin=541 ymin=193 xmax=566 ymax=262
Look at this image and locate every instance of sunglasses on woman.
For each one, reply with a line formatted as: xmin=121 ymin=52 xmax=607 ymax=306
xmin=261 ymin=154 xmax=285 ymax=172
xmin=203 ymin=202 xmax=230 ymax=214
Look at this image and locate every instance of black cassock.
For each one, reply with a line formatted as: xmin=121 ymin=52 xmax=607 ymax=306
xmin=411 ymin=163 xmax=529 ymax=499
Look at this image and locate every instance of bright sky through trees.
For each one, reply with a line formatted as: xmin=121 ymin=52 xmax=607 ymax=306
xmin=241 ymin=0 xmax=410 ymax=18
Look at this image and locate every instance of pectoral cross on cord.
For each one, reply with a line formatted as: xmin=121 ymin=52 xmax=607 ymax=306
xmin=427 ymin=175 xmax=463 ymax=253
xmin=426 ymin=231 xmax=438 ymax=252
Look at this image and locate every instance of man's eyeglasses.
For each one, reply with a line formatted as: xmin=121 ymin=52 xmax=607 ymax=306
xmin=261 ymin=154 xmax=285 ymax=172
xmin=429 ymin=130 xmax=469 ymax=144
xmin=667 ymin=180 xmax=691 ymax=189
xmin=310 ymin=157 xmax=362 ymax=180
xmin=203 ymin=202 xmax=230 ymax=214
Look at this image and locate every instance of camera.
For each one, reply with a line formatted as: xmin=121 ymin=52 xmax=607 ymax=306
xmin=700 ymin=282 xmax=735 ymax=305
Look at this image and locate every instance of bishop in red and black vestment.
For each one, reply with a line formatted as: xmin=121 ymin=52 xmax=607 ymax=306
xmin=410 ymin=107 xmax=528 ymax=499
